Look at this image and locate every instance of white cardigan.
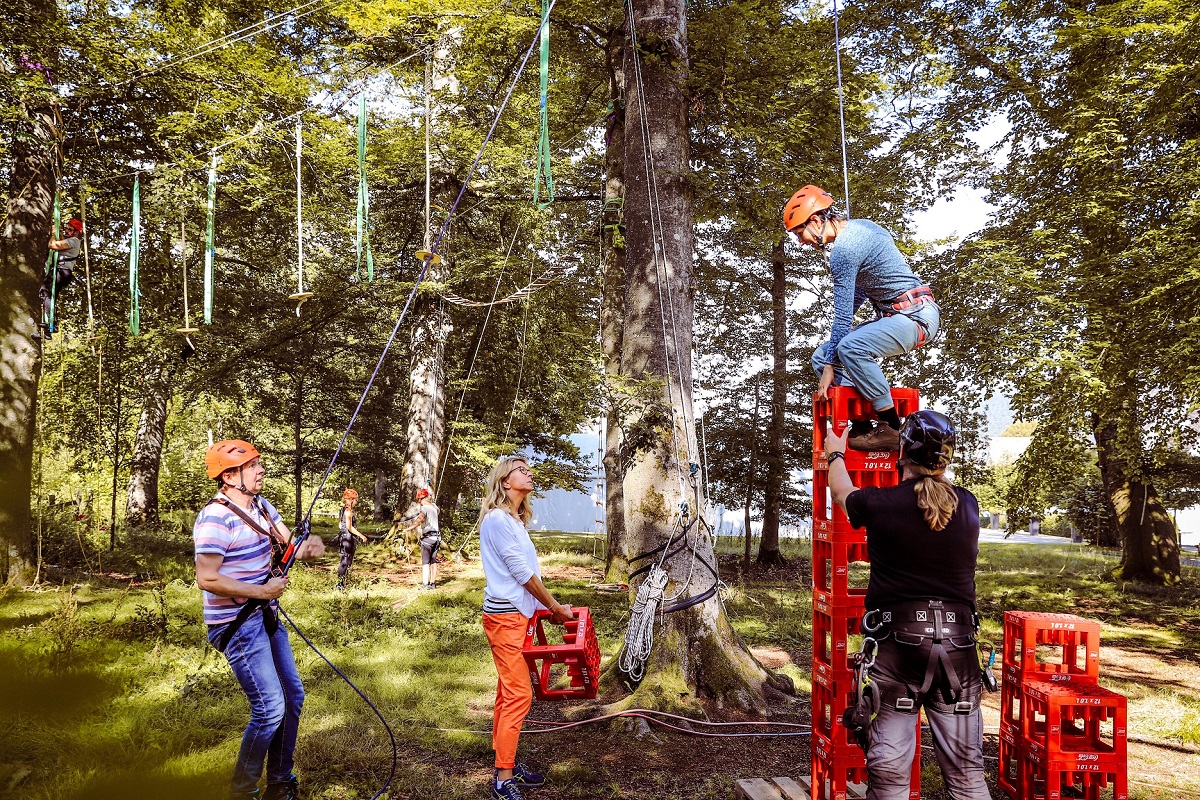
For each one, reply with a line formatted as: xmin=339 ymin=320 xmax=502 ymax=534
xmin=479 ymin=508 xmax=545 ymax=618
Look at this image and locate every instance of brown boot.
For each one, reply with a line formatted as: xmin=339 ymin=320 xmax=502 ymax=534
xmin=848 ymin=424 xmax=900 ymax=452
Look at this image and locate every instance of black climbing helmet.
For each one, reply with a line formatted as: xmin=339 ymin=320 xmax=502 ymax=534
xmin=898 ymin=410 xmax=956 ymax=471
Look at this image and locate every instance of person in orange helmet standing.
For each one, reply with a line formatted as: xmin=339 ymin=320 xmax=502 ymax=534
xmin=336 ymin=488 xmax=368 ymax=589
xmin=783 ymin=186 xmax=940 ymax=451
xmin=193 ymin=439 xmax=305 ymax=800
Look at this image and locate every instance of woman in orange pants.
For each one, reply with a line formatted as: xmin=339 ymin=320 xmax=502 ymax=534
xmin=478 ymin=455 xmax=574 ymax=800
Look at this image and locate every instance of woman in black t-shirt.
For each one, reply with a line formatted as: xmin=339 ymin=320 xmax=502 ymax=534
xmin=825 ymin=410 xmax=990 ymax=800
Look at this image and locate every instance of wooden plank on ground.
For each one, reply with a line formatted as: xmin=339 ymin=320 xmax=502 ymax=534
xmin=735 ymin=778 xmax=785 ymax=800
xmin=795 ymin=776 xmax=869 ymax=800
xmin=771 ymin=777 xmax=810 ymax=800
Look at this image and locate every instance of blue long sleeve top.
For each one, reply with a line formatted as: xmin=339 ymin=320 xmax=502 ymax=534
xmin=824 ymin=219 xmax=924 ymax=365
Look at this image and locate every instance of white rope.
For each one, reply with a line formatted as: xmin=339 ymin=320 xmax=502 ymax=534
xmin=832 ymin=0 xmax=852 ymax=218
xmin=618 ymin=564 xmax=668 ymax=683
xmin=502 ymin=252 xmax=535 ymax=446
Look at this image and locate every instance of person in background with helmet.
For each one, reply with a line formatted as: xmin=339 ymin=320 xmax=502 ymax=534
xmin=401 ymin=487 xmax=442 ymax=589
xmin=40 ymin=218 xmax=83 ymax=336
xmin=824 ymin=411 xmax=989 ymax=800
xmin=784 ymin=186 xmax=940 ymax=451
xmin=336 ymin=488 xmax=368 ymax=589
xmin=193 ymin=440 xmax=305 ymax=800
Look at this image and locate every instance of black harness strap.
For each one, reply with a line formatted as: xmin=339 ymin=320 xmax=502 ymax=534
xmin=875 ymin=600 xmax=977 ymax=713
xmin=206 ymin=495 xmax=289 ymax=653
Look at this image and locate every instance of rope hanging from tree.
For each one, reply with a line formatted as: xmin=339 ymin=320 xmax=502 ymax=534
xmin=44 ymin=191 xmax=62 ymax=333
xmin=356 ymin=93 xmax=374 ymax=282
xmin=129 ymin=175 xmax=141 ymax=335
xmin=532 ymin=0 xmax=553 ymax=208
xmin=832 ymin=0 xmax=852 ymax=217
xmin=288 ymin=117 xmax=314 ymax=313
xmin=203 ymin=151 xmax=217 ymax=324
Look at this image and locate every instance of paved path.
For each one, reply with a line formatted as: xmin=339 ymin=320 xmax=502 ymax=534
xmin=977 ymin=529 xmax=1072 ymax=545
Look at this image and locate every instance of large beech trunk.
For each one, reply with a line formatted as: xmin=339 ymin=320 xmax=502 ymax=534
xmin=1093 ymin=411 xmax=1180 ymax=585
xmin=610 ymin=0 xmax=769 ymax=712
xmin=1 ymin=11 xmax=56 ymax=579
xmin=125 ymin=350 xmax=174 ymax=527
xmin=757 ymin=237 xmax=787 ymax=566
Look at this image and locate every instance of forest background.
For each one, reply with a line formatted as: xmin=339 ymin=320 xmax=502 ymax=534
xmin=3 ymin=0 xmax=1200 ymax=587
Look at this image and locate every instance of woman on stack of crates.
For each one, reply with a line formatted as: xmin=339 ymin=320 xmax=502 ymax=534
xmin=824 ymin=410 xmax=991 ymax=800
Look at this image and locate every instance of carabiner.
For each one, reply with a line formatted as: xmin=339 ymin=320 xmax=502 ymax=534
xmin=859 ymin=637 xmax=877 ymax=669
xmin=862 ymin=608 xmax=883 ymax=634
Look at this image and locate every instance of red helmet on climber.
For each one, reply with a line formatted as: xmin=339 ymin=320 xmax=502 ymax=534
xmin=782 ymin=185 xmax=834 ymax=233
xmin=343 ymin=488 xmax=359 ymax=500
xmin=65 ymin=219 xmax=84 ymax=235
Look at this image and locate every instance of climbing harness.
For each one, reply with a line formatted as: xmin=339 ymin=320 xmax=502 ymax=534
xmin=843 ymin=636 xmax=880 ymax=751
xmin=978 ymin=640 xmax=999 ymax=692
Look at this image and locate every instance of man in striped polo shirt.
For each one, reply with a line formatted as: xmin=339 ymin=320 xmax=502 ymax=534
xmin=194 ymin=439 xmax=304 ymax=800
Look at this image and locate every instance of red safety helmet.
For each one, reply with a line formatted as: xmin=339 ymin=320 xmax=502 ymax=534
xmin=783 ymin=185 xmax=834 ymax=232
xmin=65 ymin=219 xmax=84 ymax=235
xmin=343 ymin=488 xmax=359 ymax=500
xmin=205 ymin=439 xmax=260 ymax=479
xmin=416 ymin=487 xmax=431 ymax=500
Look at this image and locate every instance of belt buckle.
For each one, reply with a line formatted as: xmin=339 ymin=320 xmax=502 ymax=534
xmin=954 ymin=700 xmax=973 ymax=714
xmin=895 ymin=697 xmax=916 ymax=712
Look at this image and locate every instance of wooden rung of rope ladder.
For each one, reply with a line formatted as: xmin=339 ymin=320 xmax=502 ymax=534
xmin=737 ymin=777 xmax=863 ymax=800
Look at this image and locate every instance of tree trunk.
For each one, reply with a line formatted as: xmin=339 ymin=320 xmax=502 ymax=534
xmin=744 ymin=375 xmax=759 ymax=576
xmin=601 ymin=24 xmax=629 ymax=583
xmin=0 ymin=17 xmax=57 ymax=580
xmin=757 ymin=236 xmax=787 ymax=567
xmin=125 ymin=349 xmax=173 ymax=527
xmin=613 ymin=0 xmax=769 ymax=712
xmin=1092 ymin=411 xmax=1180 ymax=584
xmin=403 ymin=295 xmax=448 ymax=499
xmin=293 ymin=366 xmax=307 ymax=527
xmin=374 ymin=467 xmax=389 ymax=521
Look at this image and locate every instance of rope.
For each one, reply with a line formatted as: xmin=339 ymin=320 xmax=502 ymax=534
xmin=532 ymin=0 xmax=554 ymax=208
xmin=832 ymin=0 xmax=851 ymax=217
xmin=278 ymin=606 xmax=397 ymax=800
xmin=203 ymin=151 xmax=217 ymax=324
xmin=44 ymin=191 xmax=61 ymax=333
xmin=81 ymin=186 xmax=95 ymax=331
xmin=617 ymin=564 xmax=668 ymax=684
xmin=441 ymin=263 xmax=565 ymax=307
xmin=129 ymin=176 xmax=141 ymax=335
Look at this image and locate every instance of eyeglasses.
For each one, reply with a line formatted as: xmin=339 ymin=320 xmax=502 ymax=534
xmin=505 ymin=465 xmax=532 ymax=478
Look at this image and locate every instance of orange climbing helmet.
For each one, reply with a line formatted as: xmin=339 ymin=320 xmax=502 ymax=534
xmin=205 ymin=439 xmax=260 ymax=479
xmin=416 ymin=487 xmax=431 ymax=500
xmin=343 ymin=488 xmax=359 ymax=500
xmin=65 ymin=219 xmax=84 ymax=235
xmin=783 ymin=185 xmax=835 ymax=232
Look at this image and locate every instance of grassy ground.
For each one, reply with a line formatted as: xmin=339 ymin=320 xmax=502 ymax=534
xmin=2 ymin=528 xmax=1199 ymax=799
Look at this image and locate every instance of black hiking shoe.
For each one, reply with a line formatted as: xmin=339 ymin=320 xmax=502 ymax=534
xmin=491 ymin=779 xmax=525 ymax=800
xmin=230 ymin=790 xmax=260 ymax=800
xmin=263 ymin=774 xmax=300 ymax=800
xmin=511 ymin=762 xmax=546 ymax=788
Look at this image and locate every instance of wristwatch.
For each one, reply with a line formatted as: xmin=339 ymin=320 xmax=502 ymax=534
xmin=827 ymin=451 xmax=846 ymax=463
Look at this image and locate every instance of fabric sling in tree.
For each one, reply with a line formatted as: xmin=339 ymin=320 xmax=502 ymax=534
xmin=44 ymin=191 xmax=61 ymax=332
xmin=357 ymin=94 xmax=373 ymax=282
xmin=129 ymin=176 xmax=141 ymax=335
xmin=204 ymin=151 xmax=217 ymax=324
xmin=533 ymin=0 xmax=553 ymax=208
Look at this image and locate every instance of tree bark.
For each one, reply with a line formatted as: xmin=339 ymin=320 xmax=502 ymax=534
xmin=601 ymin=23 xmax=629 ymax=583
xmin=125 ymin=348 xmax=174 ymax=527
xmin=757 ymin=236 xmax=787 ymax=567
xmin=744 ymin=375 xmax=759 ymax=576
xmin=0 ymin=13 xmax=57 ymax=580
xmin=613 ymin=0 xmax=769 ymax=712
xmin=1092 ymin=411 xmax=1180 ymax=585
xmin=403 ymin=294 xmax=448 ymax=499
xmin=374 ymin=467 xmax=389 ymax=521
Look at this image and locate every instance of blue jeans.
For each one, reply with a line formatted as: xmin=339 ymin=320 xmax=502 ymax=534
xmin=811 ymin=303 xmax=940 ymax=411
xmin=209 ymin=609 xmax=305 ymax=795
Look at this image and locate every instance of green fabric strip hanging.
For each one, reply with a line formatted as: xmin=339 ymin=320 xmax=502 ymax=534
xmin=44 ymin=191 xmax=62 ymax=331
xmin=204 ymin=152 xmax=217 ymax=324
xmin=357 ymin=94 xmax=374 ymax=282
xmin=129 ymin=176 xmax=141 ymax=335
xmin=533 ymin=0 xmax=553 ymax=208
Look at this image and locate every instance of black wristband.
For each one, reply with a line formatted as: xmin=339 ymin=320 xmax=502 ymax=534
xmin=827 ymin=451 xmax=846 ymax=463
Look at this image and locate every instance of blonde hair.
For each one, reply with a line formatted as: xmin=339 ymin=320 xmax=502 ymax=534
xmin=911 ymin=466 xmax=959 ymax=532
xmin=478 ymin=456 xmax=534 ymax=527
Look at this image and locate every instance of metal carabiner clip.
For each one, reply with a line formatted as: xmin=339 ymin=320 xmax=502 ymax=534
xmin=859 ymin=636 xmax=878 ymax=669
xmin=862 ymin=608 xmax=883 ymax=634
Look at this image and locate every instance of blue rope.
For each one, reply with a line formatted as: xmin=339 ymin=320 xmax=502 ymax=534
xmin=279 ymin=606 xmax=397 ymax=800
xmin=302 ymin=0 xmax=559 ymax=524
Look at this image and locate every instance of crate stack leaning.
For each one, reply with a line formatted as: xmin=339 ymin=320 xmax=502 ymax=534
xmin=809 ymin=386 xmax=922 ymax=800
xmin=999 ymin=611 xmax=1128 ymax=800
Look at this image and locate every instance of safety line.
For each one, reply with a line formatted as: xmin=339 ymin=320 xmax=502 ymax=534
xmin=302 ymin=0 xmax=558 ymax=523
xmin=832 ymin=0 xmax=851 ymax=217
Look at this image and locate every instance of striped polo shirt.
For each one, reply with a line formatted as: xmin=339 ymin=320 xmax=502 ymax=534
xmin=193 ymin=492 xmax=283 ymax=627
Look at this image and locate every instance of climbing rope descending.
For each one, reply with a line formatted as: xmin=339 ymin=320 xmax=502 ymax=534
xmin=440 ymin=262 xmax=566 ymax=307
xmin=832 ymin=0 xmax=851 ymax=217
xmin=203 ymin=151 xmax=217 ymax=324
xmin=618 ymin=564 xmax=669 ymax=684
xmin=356 ymin=93 xmax=374 ymax=281
xmin=289 ymin=117 xmax=314 ymax=312
xmin=129 ymin=176 xmax=141 ymax=335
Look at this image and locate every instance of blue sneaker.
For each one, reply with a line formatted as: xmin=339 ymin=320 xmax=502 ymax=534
xmin=491 ymin=778 xmax=524 ymax=800
xmin=512 ymin=762 xmax=546 ymax=789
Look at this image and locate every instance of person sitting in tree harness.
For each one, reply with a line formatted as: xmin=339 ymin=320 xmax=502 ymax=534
xmin=193 ymin=439 xmax=304 ymax=800
xmin=336 ymin=488 xmax=368 ymax=589
xmin=41 ymin=218 xmax=83 ymax=335
xmin=824 ymin=411 xmax=991 ymax=800
xmin=784 ymin=186 xmax=940 ymax=451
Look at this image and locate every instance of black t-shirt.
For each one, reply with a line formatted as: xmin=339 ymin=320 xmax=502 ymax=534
xmin=845 ymin=478 xmax=980 ymax=611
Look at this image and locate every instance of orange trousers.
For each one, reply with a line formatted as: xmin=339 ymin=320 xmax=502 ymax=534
xmin=482 ymin=612 xmax=533 ymax=769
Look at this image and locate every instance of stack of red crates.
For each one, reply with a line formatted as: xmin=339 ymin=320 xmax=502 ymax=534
xmin=810 ymin=386 xmax=921 ymax=800
xmin=999 ymin=611 xmax=1127 ymax=800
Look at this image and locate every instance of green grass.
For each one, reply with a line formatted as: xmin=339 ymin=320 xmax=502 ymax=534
xmin=3 ymin=532 xmax=1200 ymax=798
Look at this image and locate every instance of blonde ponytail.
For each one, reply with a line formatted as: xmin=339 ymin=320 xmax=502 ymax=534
xmin=911 ymin=466 xmax=959 ymax=531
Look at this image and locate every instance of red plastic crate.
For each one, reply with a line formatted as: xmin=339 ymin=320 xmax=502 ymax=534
xmin=812 ymin=597 xmax=864 ymax=675
xmin=1021 ymin=681 xmax=1127 ymax=764
xmin=813 ymin=518 xmax=867 ymax=545
xmin=812 ymin=385 xmax=921 ymax=435
xmin=1021 ymin=749 xmax=1128 ymax=800
xmin=812 ymin=467 xmax=903 ymax=524
xmin=812 ymin=681 xmax=863 ymax=751
xmin=521 ymin=605 xmax=601 ymax=700
xmin=999 ymin=721 xmax=1024 ymax=798
xmin=810 ymin=718 xmax=922 ymax=800
xmin=1003 ymin=612 xmax=1101 ymax=683
xmin=812 ymin=538 xmax=870 ymax=607
xmin=1002 ymin=678 xmax=1025 ymax=728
